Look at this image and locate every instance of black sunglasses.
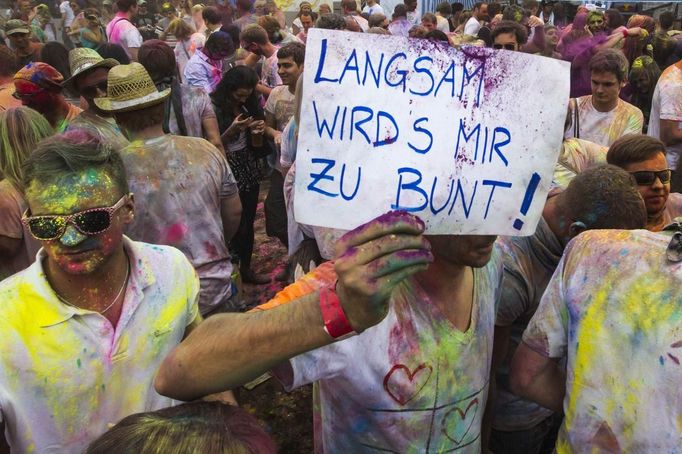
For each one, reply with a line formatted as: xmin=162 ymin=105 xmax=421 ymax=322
xmin=22 ymin=195 xmax=127 ymax=241
xmin=79 ymin=80 xmax=108 ymax=98
xmin=493 ymin=43 xmax=516 ymax=50
xmin=630 ymin=169 xmax=672 ymax=186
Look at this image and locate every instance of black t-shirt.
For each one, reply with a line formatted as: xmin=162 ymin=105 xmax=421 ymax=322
xmin=135 ymin=13 xmax=157 ymax=40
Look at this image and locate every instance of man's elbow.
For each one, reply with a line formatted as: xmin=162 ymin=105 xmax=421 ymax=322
xmin=154 ymin=350 xmax=195 ymax=401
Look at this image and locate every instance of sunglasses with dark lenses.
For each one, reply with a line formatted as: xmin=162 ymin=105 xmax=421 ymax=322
xmin=80 ymin=80 xmax=108 ymax=98
xmin=493 ymin=43 xmax=516 ymax=50
xmin=22 ymin=195 xmax=128 ymax=241
xmin=630 ymin=169 xmax=672 ymax=186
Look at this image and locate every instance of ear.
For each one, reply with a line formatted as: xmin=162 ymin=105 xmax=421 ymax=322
xmin=121 ymin=193 xmax=135 ymax=224
xmin=568 ymin=221 xmax=587 ymax=239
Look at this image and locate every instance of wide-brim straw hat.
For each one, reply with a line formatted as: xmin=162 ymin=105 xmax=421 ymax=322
xmin=64 ymin=48 xmax=119 ymax=87
xmin=94 ymin=62 xmax=170 ymax=113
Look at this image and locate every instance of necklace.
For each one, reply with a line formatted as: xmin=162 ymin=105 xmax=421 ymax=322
xmin=55 ymin=258 xmax=130 ymax=315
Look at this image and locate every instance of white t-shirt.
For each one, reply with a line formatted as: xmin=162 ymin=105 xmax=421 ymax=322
xmin=648 ymin=64 xmax=682 ymax=169
xmin=565 ymin=95 xmax=644 ymax=147
xmin=59 ymin=0 xmax=74 ymax=27
xmin=464 ymin=16 xmax=481 ymax=36
xmin=406 ymin=9 xmax=421 ymax=25
xmin=362 ymin=3 xmax=385 ymax=16
xmin=106 ymin=12 xmax=144 ymax=58
xmin=522 ymin=229 xmax=682 ymax=452
xmin=278 ymin=251 xmax=504 ymax=453
xmin=436 ymin=14 xmax=450 ymax=32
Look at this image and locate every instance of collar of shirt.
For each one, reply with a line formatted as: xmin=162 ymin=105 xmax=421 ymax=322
xmin=29 ymin=236 xmax=156 ymax=328
xmin=197 ymin=50 xmax=222 ymax=68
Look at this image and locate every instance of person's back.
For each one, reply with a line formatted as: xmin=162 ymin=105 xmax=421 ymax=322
xmin=517 ymin=227 xmax=682 ymax=451
xmin=120 ymin=135 xmax=238 ymax=313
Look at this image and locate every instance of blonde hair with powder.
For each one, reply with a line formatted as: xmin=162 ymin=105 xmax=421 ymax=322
xmin=0 ymin=107 xmax=53 ymax=189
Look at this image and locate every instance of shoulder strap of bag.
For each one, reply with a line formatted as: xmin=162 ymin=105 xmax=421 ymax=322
xmin=572 ymin=97 xmax=580 ymax=139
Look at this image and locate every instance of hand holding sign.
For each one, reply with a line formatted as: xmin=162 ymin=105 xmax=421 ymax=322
xmin=334 ymin=211 xmax=433 ymax=332
xmin=295 ymin=30 xmax=570 ymax=236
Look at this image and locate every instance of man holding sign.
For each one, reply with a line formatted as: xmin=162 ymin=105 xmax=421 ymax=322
xmin=154 ymin=30 xmax=571 ymax=452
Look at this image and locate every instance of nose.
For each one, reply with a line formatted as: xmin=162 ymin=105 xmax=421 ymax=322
xmin=60 ymin=224 xmax=88 ymax=247
xmin=651 ymin=176 xmax=665 ymax=190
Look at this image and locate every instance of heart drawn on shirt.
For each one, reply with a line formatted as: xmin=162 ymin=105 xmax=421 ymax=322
xmin=383 ymin=363 xmax=433 ymax=406
xmin=441 ymin=398 xmax=480 ymax=445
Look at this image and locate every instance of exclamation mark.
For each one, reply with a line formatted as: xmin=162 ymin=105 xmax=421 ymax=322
xmin=513 ymin=173 xmax=541 ymax=230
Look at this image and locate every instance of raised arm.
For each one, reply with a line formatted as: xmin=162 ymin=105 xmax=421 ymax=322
xmin=154 ymin=211 xmax=434 ymax=401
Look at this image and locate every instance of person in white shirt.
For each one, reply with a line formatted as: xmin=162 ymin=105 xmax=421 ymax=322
xmin=105 ymin=0 xmax=143 ymax=61
xmin=435 ymin=1 xmax=452 ymax=32
xmin=362 ymin=0 xmax=385 ymax=17
xmin=464 ymin=2 xmax=487 ymax=36
xmin=405 ymin=0 xmax=421 ymax=25
xmin=565 ymin=49 xmax=644 ymax=147
xmin=647 ymin=60 xmax=682 ymax=170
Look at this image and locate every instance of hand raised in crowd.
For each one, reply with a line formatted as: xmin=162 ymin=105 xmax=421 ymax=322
xmin=333 ymin=211 xmax=434 ymax=333
xmin=222 ymin=113 xmax=253 ymax=139
xmin=249 ymin=119 xmax=266 ymax=135
xmin=527 ymin=15 xmax=544 ymax=29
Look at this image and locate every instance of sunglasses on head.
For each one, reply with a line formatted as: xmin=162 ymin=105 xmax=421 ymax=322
xmin=493 ymin=43 xmax=516 ymax=50
xmin=630 ymin=169 xmax=672 ymax=186
xmin=22 ymin=195 xmax=128 ymax=241
xmin=79 ymin=80 xmax=108 ymax=98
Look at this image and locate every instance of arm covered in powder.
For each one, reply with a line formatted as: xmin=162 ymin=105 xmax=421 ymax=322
xmin=154 ymin=211 xmax=433 ymax=400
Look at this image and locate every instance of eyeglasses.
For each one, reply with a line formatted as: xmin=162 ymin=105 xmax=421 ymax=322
xmin=79 ymin=80 xmax=108 ymax=98
xmin=493 ymin=43 xmax=516 ymax=50
xmin=630 ymin=169 xmax=672 ymax=186
xmin=22 ymin=195 xmax=128 ymax=241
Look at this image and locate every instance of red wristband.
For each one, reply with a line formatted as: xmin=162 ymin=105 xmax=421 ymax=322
xmin=319 ymin=284 xmax=355 ymax=339
xmin=622 ymin=29 xmax=628 ymax=38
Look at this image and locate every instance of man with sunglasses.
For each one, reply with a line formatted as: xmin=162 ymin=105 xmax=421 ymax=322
xmin=492 ymin=20 xmax=527 ymax=52
xmin=13 ymin=62 xmax=82 ymax=132
xmin=4 ymin=19 xmax=42 ymax=68
xmin=0 ymin=131 xmax=204 ymax=453
xmin=607 ymin=134 xmax=682 ymax=232
xmin=64 ymin=48 xmax=129 ymax=150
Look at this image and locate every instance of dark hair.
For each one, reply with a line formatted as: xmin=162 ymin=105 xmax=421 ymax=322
xmin=38 ymin=41 xmax=71 ymax=80
xmin=589 ymin=48 xmax=629 ymax=82
xmin=0 ymin=44 xmax=18 ymax=77
xmin=436 ymin=2 xmax=452 ymax=15
xmin=96 ymin=43 xmax=131 ymax=64
xmin=138 ymin=39 xmax=176 ymax=82
xmin=85 ymin=402 xmax=277 ymax=454
xmin=235 ymin=0 xmax=251 ymax=12
xmin=492 ymin=20 xmax=528 ymax=44
xmin=341 ymin=0 xmax=356 ymax=12
xmin=392 ymin=4 xmax=407 ymax=19
xmin=487 ymin=1 xmax=501 ymax=17
xmin=659 ymin=11 xmax=674 ymax=30
xmin=205 ymin=30 xmax=235 ymax=56
xmin=114 ymin=102 xmax=165 ymax=135
xmin=220 ymin=24 xmax=241 ymax=50
xmin=240 ymin=24 xmax=269 ymax=45
xmin=211 ymin=65 xmax=261 ymax=132
xmin=604 ymin=8 xmax=624 ymax=29
xmin=258 ymin=15 xmax=283 ymax=44
xmin=473 ymin=2 xmax=484 ymax=11
xmin=451 ymin=2 xmax=464 ymax=13
xmin=562 ymin=164 xmax=646 ymax=230
xmin=502 ymin=5 xmax=527 ymax=22
xmin=116 ymin=0 xmax=137 ymax=12
xmin=607 ymin=134 xmax=666 ymax=167
xmin=426 ymin=29 xmax=449 ymax=42
xmin=22 ymin=129 xmax=129 ymax=197
xmin=202 ymin=5 xmax=221 ymax=24
xmin=277 ymin=42 xmax=305 ymax=66
xmin=316 ymin=13 xmax=347 ymax=30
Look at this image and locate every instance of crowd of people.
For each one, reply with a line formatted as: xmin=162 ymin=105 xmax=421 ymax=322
xmin=0 ymin=0 xmax=681 ymax=452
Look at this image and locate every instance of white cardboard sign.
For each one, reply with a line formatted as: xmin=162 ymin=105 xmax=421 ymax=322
xmin=294 ymin=29 xmax=570 ymax=235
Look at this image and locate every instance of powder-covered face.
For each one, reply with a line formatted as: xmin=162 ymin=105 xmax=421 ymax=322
xmin=426 ymin=235 xmax=497 ymax=268
xmin=622 ymin=153 xmax=670 ymax=219
xmin=25 ymin=169 xmax=132 ymax=275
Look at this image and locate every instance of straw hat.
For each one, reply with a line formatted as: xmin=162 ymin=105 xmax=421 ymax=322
xmin=94 ymin=63 xmax=170 ymax=113
xmin=64 ymin=48 xmax=119 ymax=86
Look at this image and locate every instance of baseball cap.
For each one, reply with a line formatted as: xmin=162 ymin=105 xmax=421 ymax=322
xmin=5 ymin=19 xmax=31 ymax=36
